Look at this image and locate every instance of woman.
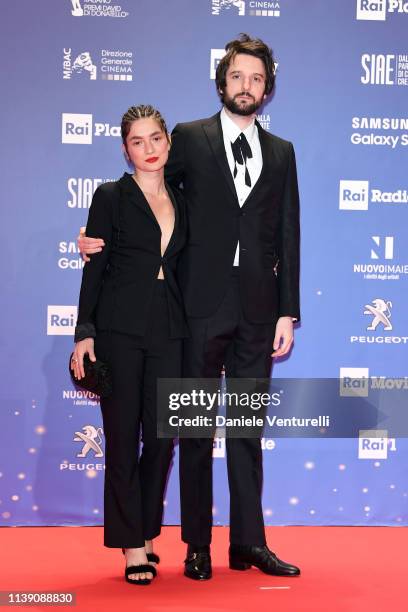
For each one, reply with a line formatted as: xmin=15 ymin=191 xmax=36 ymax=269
xmin=71 ymin=105 xmax=188 ymax=585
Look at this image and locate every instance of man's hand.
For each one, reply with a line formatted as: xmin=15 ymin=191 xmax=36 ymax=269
xmin=77 ymin=227 xmax=105 ymax=263
xmin=272 ymin=316 xmax=294 ymax=358
xmin=71 ymin=338 xmax=96 ymax=380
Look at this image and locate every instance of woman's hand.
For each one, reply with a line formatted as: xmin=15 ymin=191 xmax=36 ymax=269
xmin=71 ymin=338 xmax=96 ymax=380
xmin=77 ymin=226 xmax=105 ymax=263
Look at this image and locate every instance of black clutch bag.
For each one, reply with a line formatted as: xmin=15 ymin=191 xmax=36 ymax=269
xmin=69 ymin=352 xmax=112 ymax=398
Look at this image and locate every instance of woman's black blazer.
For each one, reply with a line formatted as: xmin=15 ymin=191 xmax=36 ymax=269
xmin=74 ymin=172 xmax=189 ymax=342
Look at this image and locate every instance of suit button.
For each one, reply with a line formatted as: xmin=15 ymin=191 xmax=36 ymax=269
xmin=241 ymin=248 xmax=247 ymax=252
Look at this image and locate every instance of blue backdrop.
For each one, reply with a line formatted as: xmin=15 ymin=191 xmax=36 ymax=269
xmin=1 ymin=0 xmax=407 ymax=527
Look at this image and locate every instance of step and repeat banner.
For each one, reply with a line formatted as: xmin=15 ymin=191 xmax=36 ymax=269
xmin=1 ymin=0 xmax=407 ymax=527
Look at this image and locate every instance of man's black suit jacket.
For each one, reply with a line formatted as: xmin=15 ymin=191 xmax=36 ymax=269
xmin=75 ymin=172 xmax=188 ymax=342
xmin=165 ymin=112 xmax=300 ymax=324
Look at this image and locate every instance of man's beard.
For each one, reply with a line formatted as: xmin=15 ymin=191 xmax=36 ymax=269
xmin=223 ymin=92 xmax=263 ymax=116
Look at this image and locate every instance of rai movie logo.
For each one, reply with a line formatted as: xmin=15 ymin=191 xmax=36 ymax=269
xmin=340 ymin=367 xmax=370 ymax=397
xmin=211 ymin=0 xmax=281 ymax=17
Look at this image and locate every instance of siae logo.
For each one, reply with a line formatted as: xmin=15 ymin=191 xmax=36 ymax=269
xmin=339 ymin=180 xmax=369 ymax=210
xmin=47 ymin=305 xmax=77 ymax=335
xmin=361 ymin=53 xmax=408 ymax=88
xmin=67 ymin=177 xmax=112 ymax=208
xmin=361 ymin=54 xmax=395 ymax=85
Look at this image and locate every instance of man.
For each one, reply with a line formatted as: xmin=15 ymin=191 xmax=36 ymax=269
xmin=79 ymin=34 xmax=300 ymax=580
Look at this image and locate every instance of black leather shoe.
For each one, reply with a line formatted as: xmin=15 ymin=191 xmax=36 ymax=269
xmin=184 ymin=545 xmax=212 ymax=580
xmin=229 ymin=544 xmax=300 ymax=576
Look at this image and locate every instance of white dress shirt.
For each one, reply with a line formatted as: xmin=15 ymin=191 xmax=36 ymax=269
xmin=220 ymin=107 xmax=263 ymax=266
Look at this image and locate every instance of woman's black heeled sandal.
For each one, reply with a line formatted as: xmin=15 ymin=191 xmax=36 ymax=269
xmin=125 ymin=564 xmax=157 ymax=585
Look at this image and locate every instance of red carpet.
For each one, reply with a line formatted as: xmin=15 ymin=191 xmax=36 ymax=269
xmin=0 ymin=526 xmax=406 ymax=611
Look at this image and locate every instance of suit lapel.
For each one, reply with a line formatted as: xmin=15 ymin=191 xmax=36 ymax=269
xmin=163 ymin=183 xmax=179 ymax=257
xmin=202 ymin=113 xmax=239 ymax=204
xmin=241 ymin=120 xmax=271 ymax=209
xmin=119 ymin=173 xmax=160 ymax=228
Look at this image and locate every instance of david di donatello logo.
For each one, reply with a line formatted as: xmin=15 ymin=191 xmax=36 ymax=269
xmin=211 ymin=0 xmax=281 ymax=17
xmin=356 ymin=0 xmax=408 ymax=20
xmin=70 ymin=0 xmax=129 ymax=18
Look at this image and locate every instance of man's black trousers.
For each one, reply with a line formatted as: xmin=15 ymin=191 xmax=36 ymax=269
xmin=96 ymin=280 xmax=182 ymax=548
xmin=180 ymin=270 xmax=276 ymax=546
